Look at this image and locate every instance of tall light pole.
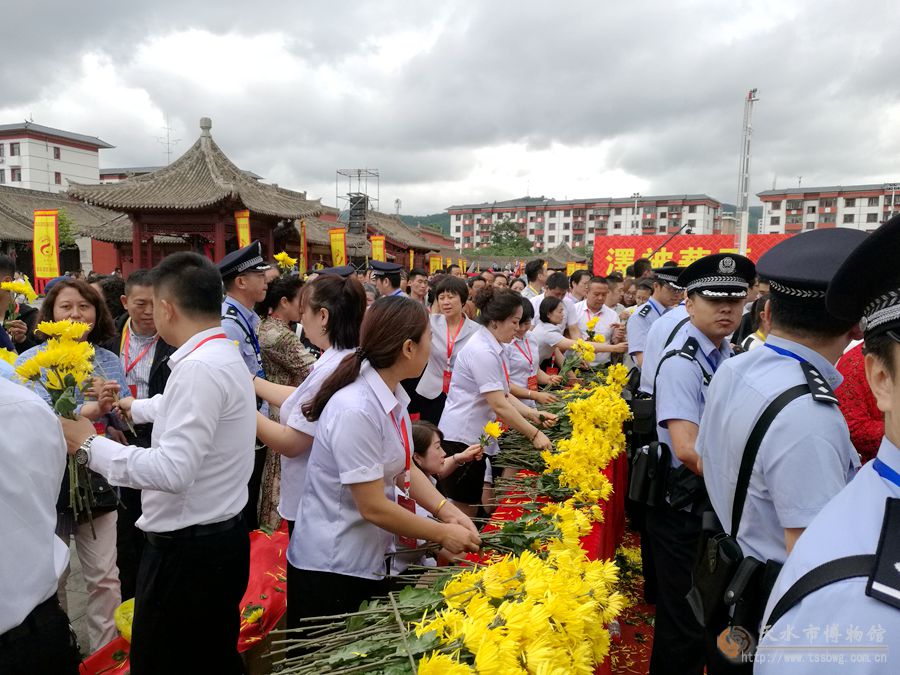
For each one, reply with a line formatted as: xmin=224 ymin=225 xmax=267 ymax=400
xmin=632 ymin=192 xmax=641 ymax=234
xmin=735 ymin=88 xmax=759 ymax=255
xmin=887 ymin=183 xmax=899 ymax=220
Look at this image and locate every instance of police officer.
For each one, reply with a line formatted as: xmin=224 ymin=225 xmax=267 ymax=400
xmin=646 ymin=253 xmax=755 ymax=675
xmin=638 ymin=268 xmax=688 ymax=394
xmin=756 ymin=215 xmax=900 ymax=674
xmin=370 ymin=261 xmax=405 ymax=297
xmin=218 ymin=241 xmax=272 ymax=529
xmin=697 ymin=228 xmax=867 ymax=668
xmin=627 ymin=266 xmax=683 ymax=368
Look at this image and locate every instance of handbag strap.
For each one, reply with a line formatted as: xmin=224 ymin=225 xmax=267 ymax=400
xmin=730 ymin=384 xmax=810 ymax=537
xmin=766 ymin=555 xmax=875 ymax=628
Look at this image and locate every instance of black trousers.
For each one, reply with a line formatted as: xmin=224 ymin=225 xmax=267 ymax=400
xmin=645 ymin=503 xmax=706 ymax=675
xmin=116 ymin=486 xmax=144 ymax=600
xmin=286 ymin=565 xmax=390 ymax=628
xmin=436 ymin=440 xmax=487 ymax=505
xmin=242 ymin=444 xmax=267 ymax=530
xmin=0 ymin=596 xmax=80 ymax=675
xmin=130 ymin=521 xmax=250 ymax=674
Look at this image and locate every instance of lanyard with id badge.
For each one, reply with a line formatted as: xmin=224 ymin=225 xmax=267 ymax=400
xmin=442 ymin=318 xmax=466 ymax=394
xmin=389 ymin=410 xmax=417 ymax=548
xmin=121 ymin=321 xmax=159 ymax=397
xmin=514 ymin=339 xmax=538 ymax=391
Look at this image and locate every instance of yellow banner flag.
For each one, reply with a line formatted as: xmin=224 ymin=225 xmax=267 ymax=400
xmin=329 ymin=228 xmax=347 ymax=266
xmin=33 ymin=209 xmax=60 ymax=280
xmin=298 ymin=219 xmax=308 ymax=275
xmin=370 ymin=235 xmax=386 ymax=262
xmin=428 ymin=254 xmax=442 ymax=275
xmin=235 ymin=210 xmax=251 ymax=248
xmin=409 ymin=249 xmax=415 ymax=270
xmin=445 ymin=257 xmax=452 ymax=268
xmin=566 ymin=261 xmax=589 ymax=276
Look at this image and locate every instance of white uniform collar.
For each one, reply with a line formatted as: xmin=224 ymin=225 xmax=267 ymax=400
xmin=360 ymin=361 xmax=410 ymax=415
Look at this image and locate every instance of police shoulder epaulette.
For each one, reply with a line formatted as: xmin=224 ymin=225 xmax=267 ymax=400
xmin=223 ymin=304 xmax=238 ymax=318
xmin=801 ymin=361 xmax=839 ymax=405
xmin=638 ymin=304 xmax=652 ymax=318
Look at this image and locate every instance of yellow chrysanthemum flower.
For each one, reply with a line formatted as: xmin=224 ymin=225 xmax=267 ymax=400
xmin=36 ymin=320 xmax=91 ymax=342
xmin=274 ymin=251 xmax=297 ymax=270
xmin=0 ymin=278 xmax=37 ymax=302
xmin=0 ymin=348 xmax=16 ymax=366
xmin=418 ymin=652 xmax=475 ymax=675
xmin=483 ymin=421 xmax=502 ymax=439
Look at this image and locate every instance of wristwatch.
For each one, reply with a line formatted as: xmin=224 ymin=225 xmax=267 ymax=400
xmin=74 ymin=434 xmax=97 ymax=467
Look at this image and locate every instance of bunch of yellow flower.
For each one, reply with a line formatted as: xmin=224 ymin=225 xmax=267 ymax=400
xmin=585 ymin=315 xmax=599 ymax=340
xmin=1 ymin=276 xmax=38 ymax=302
xmin=274 ymin=250 xmax=297 ymax=271
xmin=0 ymin=348 xmax=16 ymax=366
xmin=415 ymin=546 xmax=625 ymax=675
xmin=572 ymin=339 xmax=596 ymax=363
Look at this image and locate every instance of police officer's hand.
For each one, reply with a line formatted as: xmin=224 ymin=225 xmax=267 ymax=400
xmin=439 ymin=523 xmax=481 ymax=554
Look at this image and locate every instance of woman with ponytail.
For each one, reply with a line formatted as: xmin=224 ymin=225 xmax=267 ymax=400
xmin=253 ymin=274 xmax=366 ymax=534
xmin=288 ymin=296 xmax=481 ymax=625
xmin=438 ymin=286 xmax=558 ymax=516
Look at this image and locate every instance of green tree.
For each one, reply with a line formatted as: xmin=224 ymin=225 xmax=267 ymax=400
xmin=57 ymin=209 xmax=79 ymax=249
xmin=476 ymin=219 xmax=533 ymax=256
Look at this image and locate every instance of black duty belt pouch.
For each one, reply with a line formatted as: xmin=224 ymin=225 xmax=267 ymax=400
xmin=687 ymin=511 xmax=744 ymax=627
xmin=666 ymin=464 xmax=706 ymax=511
xmin=628 ymin=441 xmax=670 ymax=507
xmin=629 ymin=396 xmax=657 ymax=438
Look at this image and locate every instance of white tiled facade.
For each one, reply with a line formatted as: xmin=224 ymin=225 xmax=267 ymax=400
xmin=447 ymin=195 xmax=721 ymax=251
xmin=757 ymin=184 xmax=900 ymax=235
xmin=0 ymin=123 xmax=112 ymax=194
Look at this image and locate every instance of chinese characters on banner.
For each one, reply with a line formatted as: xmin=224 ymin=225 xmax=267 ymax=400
xmin=33 ymin=209 xmax=60 ymax=285
xmin=428 ymin=254 xmax=442 ymax=275
xmin=297 ymin=219 xmax=308 ymax=275
xmin=592 ymin=234 xmax=792 ymax=276
xmin=329 ymin=228 xmax=348 ymax=266
xmin=370 ymin=235 xmax=386 ymax=262
xmin=234 ymin=210 xmax=251 ymax=248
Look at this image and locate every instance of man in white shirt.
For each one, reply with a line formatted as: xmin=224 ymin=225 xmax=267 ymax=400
xmin=575 ymin=276 xmax=627 ymax=365
xmin=61 ymin=252 xmax=256 ymax=674
xmin=0 ymin=378 xmax=80 ymax=674
xmin=521 ymin=258 xmax=547 ymax=298
xmin=566 ymin=269 xmax=591 ymax=305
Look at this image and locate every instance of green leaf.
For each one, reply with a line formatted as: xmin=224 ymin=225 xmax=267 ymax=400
xmin=54 ymin=387 xmax=78 ymax=420
xmin=395 ymin=630 xmax=441 ymax=656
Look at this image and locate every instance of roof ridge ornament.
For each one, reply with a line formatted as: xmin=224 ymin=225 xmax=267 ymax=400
xmin=199 ymin=117 xmax=212 ymax=137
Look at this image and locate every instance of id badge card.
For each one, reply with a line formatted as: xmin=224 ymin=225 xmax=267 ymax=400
xmin=442 ymin=370 xmax=452 ymax=394
xmin=396 ymin=492 xmax=417 ymax=548
xmin=546 ymin=367 xmax=559 ymax=376
xmin=527 ymin=375 xmax=538 ymax=391
xmin=128 ymin=384 xmax=138 ymax=398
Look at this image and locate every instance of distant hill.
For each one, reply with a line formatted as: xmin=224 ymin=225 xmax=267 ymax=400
xmin=399 ymin=212 xmax=451 ymax=235
xmin=721 ymin=203 xmax=764 ymax=233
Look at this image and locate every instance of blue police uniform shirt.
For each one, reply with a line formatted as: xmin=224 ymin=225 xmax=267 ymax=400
xmin=697 ymin=334 xmax=860 ymax=565
xmin=756 ymin=436 xmax=900 ymax=674
xmin=639 ymin=302 xmax=689 ymax=394
xmin=221 ymin=297 xmax=263 ymax=377
xmin=655 ymin=321 xmax=730 ymax=469
xmin=627 ymin=297 xmax=667 ymax=358
xmin=0 ymin=359 xmax=16 ymax=382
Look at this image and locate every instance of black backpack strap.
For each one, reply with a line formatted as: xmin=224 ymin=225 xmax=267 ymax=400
xmin=664 ymin=316 xmax=691 ymax=349
xmin=730 ymin=384 xmax=810 ymax=537
xmin=652 ymin=336 xmax=712 ymax=397
xmin=766 ymin=555 xmax=875 ymax=629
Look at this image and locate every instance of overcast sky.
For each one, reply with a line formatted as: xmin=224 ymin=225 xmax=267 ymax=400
xmin=3 ymin=1 xmax=898 ymax=214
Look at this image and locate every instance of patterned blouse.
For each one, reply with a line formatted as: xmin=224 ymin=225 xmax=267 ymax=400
xmin=258 ymin=316 xmax=316 ymax=418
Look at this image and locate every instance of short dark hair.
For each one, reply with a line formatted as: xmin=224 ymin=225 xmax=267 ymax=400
xmin=124 ymin=269 xmax=154 ymax=294
xmin=606 ymin=271 xmax=624 ymax=282
xmin=467 ymin=275 xmax=486 ymax=288
xmin=447 ymin=264 xmax=461 ymax=273
xmin=569 ymin=269 xmax=591 ymax=288
xmin=539 ymin=296 xmax=563 ymax=323
xmin=94 ymin=274 xmax=127 ymax=323
xmin=546 ymin=272 xmax=568 ymax=292
xmin=152 ymin=252 xmax=223 ymax=319
xmin=0 ymin=254 xmax=15 ymax=278
xmin=377 ymin=271 xmax=402 ymax=289
xmin=409 ymin=268 xmax=428 ymax=281
xmin=589 ymin=275 xmax=608 ymax=286
xmin=473 ymin=287 xmax=522 ymax=325
xmin=634 ymin=258 xmax=652 ymax=277
xmin=257 ymin=276 xmax=303 ymax=317
xmin=769 ymin=295 xmax=857 ymax=339
xmin=300 ymin=274 xmax=366 ymax=351
xmin=625 ymin=265 xmax=635 ymax=277
xmin=525 ymin=259 xmax=545 ymax=283
xmin=39 ymin=278 xmax=116 ymax=345
xmin=863 ymin=332 xmax=898 ymax=377
xmin=637 ymin=280 xmax=654 ymax=293
xmin=434 ymin=275 xmax=468 ymax=304
xmin=519 ymin=295 xmax=535 ymax=323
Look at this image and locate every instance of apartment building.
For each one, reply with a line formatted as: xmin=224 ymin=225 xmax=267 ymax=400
xmin=0 ymin=122 xmax=113 ymax=193
xmin=446 ymin=194 xmax=721 ymax=251
xmin=757 ymin=183 xmax=900 ymax=235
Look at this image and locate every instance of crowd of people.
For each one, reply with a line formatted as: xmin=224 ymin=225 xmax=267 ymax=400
xmin=1 ymin=213 xmax=899 ymax=674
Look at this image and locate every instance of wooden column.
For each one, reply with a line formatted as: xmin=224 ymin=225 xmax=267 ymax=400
xmin=214 ymin=211 xmax=226 ymax=262
xmin=131 ymin=215 xmax=143 ymax=269
xmin=265 ymin=219 xmax=275 ymax=260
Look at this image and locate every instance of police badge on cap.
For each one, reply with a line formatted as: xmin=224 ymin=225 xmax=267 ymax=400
xmin=217 ymin=241 xmax=272 ymax=280
xmin=677 ymin=253 xmax=755 ymax=298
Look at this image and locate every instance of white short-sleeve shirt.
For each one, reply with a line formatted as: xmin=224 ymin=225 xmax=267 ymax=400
xmin=575 ymin=300 xmax=619 ymax=365
xmin=506 ymin=335 xmax=539 ymax=408
xmin=279 ymin=347 xmax=354 ymax=521
xmin=416 ymin=314 xmax=482 ymax=400
xmin=439 ymin=328 xmax=510 ymax=455
xmin=530 ymin=320 xmax=566 ymax=363
xmin=289 ymin=363 xmax=411 ymax=580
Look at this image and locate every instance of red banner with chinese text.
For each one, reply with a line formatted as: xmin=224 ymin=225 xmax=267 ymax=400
xmin=592 ymin=233 xmax=791 ymax=276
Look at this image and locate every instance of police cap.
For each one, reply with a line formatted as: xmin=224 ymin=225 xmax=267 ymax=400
xmin=217 ymin=241 xmax=271 ymax=280
xmin=676 ymin=254 xmax=755 ymax=298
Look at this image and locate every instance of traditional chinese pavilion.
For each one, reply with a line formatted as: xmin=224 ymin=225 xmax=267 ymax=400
xmin=68 ymin=117 xmax=324 ymax=270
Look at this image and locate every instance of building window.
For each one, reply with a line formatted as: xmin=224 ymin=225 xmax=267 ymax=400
xmin=844 ymin=198 xmax=855 ymax=208
xmin=10 ymin=143 xmax=20 ymax=157
xmin=563 ymin=209 xmax=571 ymax=217
xmin=688 ymin=204 xmax=697 ymax=213
xmin=0 ymin=169 xmax=4 ymax=184
xmin=613 ymin=222 xmax=622 ymax=230
xmin=547 ymin=210 xmax=556 ymax=217
xmin=588 ymin=214 xmax=596 ymax=221
xmin=563 ymin=222 xmax=570 ymax=230
xmin=770 ymin=216 xmax=781 ymax=226
xmin=868 ymin=197 xmax=879 ymax=207
xmin=455 ymin=214 xmax=461 ymax=221
xmin=807 ymin=205 xmax=816 ymax=214
xmin=53 ymin=146 xmax=61 ymax=160
xmin=787 ymin=215 xmax=802 ymax=225
xmin=658 ymin=225 xmax=666 ymax=232
xmin=563 ymin=235 xmax=570 ymax=243
xmin=867 ymin=213 xmax=879 ymax=223
xmin=842 ymin=213 xmax=854 ymax=224
xmin=0 ymin=144 xmax=4 ymax=158
xmin=455 ymin=225 xmax=461 ymax=232
xmin=614 ymin=207 xmax=622 ymax=216
xmin=54 ymin=172 xmax=62 ymax=185
xmin=820 ymin=198 xmax=835 ymax=208
xmin=771 ymin=201 xmax=782 ymax=210
xmin=548 ymin=235 xmax=556 ymax=243
xmin=10 ymin=167 xmax=21 ymax=182
xmin=688 ymin=219 xmax=696 ymax=228
xmin=786 ymin=199 xmax=802 ymax=210
xmin=805 ymin=222 xmax=815 ymax=230
xmin=819 ymin=212 xmax=836 ymax=224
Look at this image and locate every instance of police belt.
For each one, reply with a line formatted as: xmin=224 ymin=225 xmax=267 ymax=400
xmin=145 ymin=514 xmax=242 ymax=547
